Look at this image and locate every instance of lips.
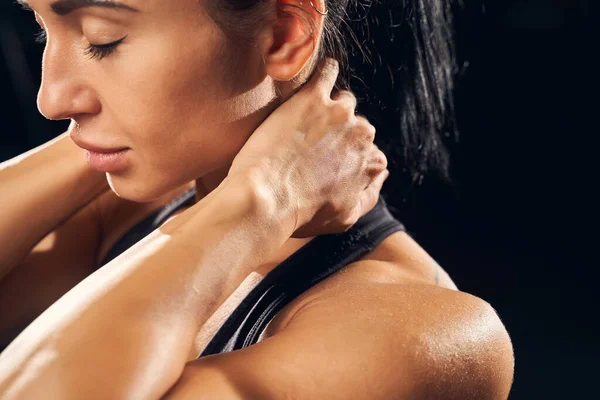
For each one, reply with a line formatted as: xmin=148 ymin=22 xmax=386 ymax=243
xmin=83 ymin=148 xmax=130 ymax=173
xmin=69 ymin=133 xmax=128 ymax=153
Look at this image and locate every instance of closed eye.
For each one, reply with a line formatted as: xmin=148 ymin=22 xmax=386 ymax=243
xmin=84 ymin=36 xmax=127 ymax=60
xmin=34 ymin=29 xmax=127 ymax=60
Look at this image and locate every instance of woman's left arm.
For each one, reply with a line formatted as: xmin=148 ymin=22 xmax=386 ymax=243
xmin=0 ymin=59 xmax=390 ymax=399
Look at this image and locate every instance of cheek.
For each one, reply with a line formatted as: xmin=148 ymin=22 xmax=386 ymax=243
xmin=95 ymin=22 xmax=275 ymax=197
xmin=100 ymin=26 xmax=237 ymax=162
xmin=111 ymin=31 xmax=229 ymax=135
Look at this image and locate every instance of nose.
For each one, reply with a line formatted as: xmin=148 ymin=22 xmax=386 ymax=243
xmin=37 ymin=40 xmax=101 ymax=121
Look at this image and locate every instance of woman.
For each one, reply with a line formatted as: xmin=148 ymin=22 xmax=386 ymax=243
xmin=0 ymin=0 xmax=514 ymax=399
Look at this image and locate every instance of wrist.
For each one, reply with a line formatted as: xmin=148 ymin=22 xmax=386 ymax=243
xmin=160 ymin=171 xmax=294 ymax=287
xmin=221 ymin=169 xmax=296 ymax=239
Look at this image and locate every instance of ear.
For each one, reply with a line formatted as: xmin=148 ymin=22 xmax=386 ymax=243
xmin=261 ymin=0 xmax=327 ymax=81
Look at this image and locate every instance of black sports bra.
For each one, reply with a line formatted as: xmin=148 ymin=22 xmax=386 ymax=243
xmin=98 ymin=188 xmax=405 ymax=358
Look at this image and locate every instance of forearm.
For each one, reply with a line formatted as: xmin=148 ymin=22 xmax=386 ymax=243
xmin=0 ymin=132 xmax=109 ymax=278
xmin=0 ymin=175 xmax=291 ymax=400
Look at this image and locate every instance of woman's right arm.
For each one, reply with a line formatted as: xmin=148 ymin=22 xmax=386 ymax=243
xmin=0 ymin=130 xmax=109 ymax=281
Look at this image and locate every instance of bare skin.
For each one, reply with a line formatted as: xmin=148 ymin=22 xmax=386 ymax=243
xmin=0 ymin=0 xmax=514 ymax=398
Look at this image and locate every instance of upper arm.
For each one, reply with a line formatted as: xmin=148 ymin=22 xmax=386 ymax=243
xmin=163 ymin=280 xmax=514 ymax=400
xmin=0 ymin=198 xmax=103 ymax=348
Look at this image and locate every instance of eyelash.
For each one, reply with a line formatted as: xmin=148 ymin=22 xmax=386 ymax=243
xmin=34 ymin=29 xmax=126 ymax=60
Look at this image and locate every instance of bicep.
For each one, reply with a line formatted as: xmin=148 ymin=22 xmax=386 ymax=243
xmin=163 ymin=283 xmax=513 ymax=400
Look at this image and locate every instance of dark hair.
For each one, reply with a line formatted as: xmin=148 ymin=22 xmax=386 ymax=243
xmin=208 ymin=0 xmax=457 ymax=200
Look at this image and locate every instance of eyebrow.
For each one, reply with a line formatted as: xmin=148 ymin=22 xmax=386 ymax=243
xmin=16 ymin=0 xmax=139 ymax=16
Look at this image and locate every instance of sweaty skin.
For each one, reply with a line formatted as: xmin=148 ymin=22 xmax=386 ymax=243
xmin=0 ymin=0 xmax=514 ymax=399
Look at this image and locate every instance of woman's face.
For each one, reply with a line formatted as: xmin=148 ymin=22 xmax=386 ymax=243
xmin=29 ymin=0 xmax=281 ymax=201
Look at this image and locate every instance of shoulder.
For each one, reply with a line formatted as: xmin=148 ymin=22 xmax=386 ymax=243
xmin=169 ymin=232 xmax=514 ymax=400
xmin=265 ymin=230 xmax=458 ymax=334
xmin=268 ymin=231 xmax=514 ymax=398
xmin=274 ymin=274 xmax=513 ymax=396
xmin=268 ymin=241 xmax=514 ymax=398
xmin=172 ymin=267 xmax=514 ymax=399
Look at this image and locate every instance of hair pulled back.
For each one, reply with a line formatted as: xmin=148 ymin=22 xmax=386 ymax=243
xmin=208 ymin=0 xmax=457 ymax=203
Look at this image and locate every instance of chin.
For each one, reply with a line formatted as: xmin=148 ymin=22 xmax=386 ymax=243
xmin=106 ymin=173 xmax=184 ymax=203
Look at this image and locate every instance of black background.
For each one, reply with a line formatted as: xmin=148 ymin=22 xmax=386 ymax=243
xmin=1 ymin=1 xmax=585 ymax=398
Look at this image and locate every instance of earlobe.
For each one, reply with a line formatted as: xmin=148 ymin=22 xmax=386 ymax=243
xmin=262 ymin=0 xmax=326 ymax=82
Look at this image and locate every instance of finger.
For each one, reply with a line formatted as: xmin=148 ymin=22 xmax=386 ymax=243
xmin=354 ymin=113 xmax=370 ymax=125
xmin=360 ymin=169 xmax=390 ymax=215
xmin=362 ymin=145 xmax=387 ymax=181
xmin=331 ymin=90 xmax=357 ymax=111
xmin=305 ymin=58 xmax=340 ymax=98
xmin=372 ymin=146 xmax=388 ymax=170
xmin=353 ymin=115 xmax=376 ymax=142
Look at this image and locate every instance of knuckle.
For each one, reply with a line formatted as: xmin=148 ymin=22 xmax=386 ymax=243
xmin=333 ymin=89 xmax=356 ymax=101
xmin=305 ymin=84 xmax=329 ymax=104
xmin=344 ymin=98 xmax=358 ymax=114
xmin=331 ymin=102 xmax=354 ymax=121
xmin=351 ymin=127 xmax=375 ymax=151
xmin=362 ymin=125 xmax=376 ymax=142
xmin=341 ymin=91 xmax=358 ymax=108
xmin=315 ymin=90 xmax=330 ymax=106
xmin=365 ymin=152 xmax=387 ymax=178
xmin=355 ymin=118 xmax=376 ymax=140
xmin=376 ymin=151 xmax=388 ymax=169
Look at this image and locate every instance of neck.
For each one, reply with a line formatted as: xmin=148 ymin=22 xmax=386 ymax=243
xmin=194 ymin=165 xmax=231 ymax=204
